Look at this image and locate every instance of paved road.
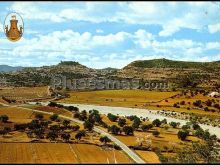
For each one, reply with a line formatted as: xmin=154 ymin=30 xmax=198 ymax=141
xmin=12 ymin=105 xmax=145 ymax=164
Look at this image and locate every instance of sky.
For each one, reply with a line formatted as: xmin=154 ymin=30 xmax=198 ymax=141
xmin=0 ymin=1 xmax=220 ymax=69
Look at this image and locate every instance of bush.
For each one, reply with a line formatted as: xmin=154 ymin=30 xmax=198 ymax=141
xmin=75 ymin=130 xmax=86 ymax=140
xmin=107 ymin=113 xmax=118 ymax=122
xmin=141 ymin=124 xmax=153 ymax=131
xmin=169 ymin=121 xmax=178 ymax=128
xmin=35 ymin=113 xmax=44 ymax=120
xmin=99 ymin=136 xmax=111 ymax=144
xmin=108 ymin=125 xmax=121 ymax=135
xmin=182 ymin=124 xmax=190 ymax=130
xmin=122 ymin=126 xmax=134 ymax=135
xmin=152 ymin=119 xmax=161 ymax=127
xmin=152 ymin=130 xmax=160 ymax=137
xmin=0 ymin=115 xmax=9 ymax=123
xmin=178 ymin=130 xmax=189 ymax=141
xmin=118 ymin=118 xmax=126 ymax=127
xmin=50 ymin=114 xmax=59 ymax=121
xmin=48 ymin=102 xmax=58 ymax=107
xmin=83 ymin=120 xmax=94 ymax=131
xmin=180 ymin=101 xmax=185 ymax=105
xmin=132 ymin=117 xmax=141 ymax=130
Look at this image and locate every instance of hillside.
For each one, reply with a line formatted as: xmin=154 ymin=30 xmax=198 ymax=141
xmin=117 ymin=58 xmax=220 ymax=89
xmin=0 ymin=59 xmax=219 ymax=89
xmin=124 ymin=58 xmax=220 ymax=70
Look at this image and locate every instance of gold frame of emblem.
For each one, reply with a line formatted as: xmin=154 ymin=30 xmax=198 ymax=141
xmin=3 ymin=12 xmax=24 ymax=42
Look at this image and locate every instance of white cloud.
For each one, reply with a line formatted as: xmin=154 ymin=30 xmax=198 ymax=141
xmin=206 ymin=42 xmax=220 ymax=49
xmin=208 ymin=23 xmax=220 ymax=33
xmin=96 ymin=29 xmax=104 ymax=33
xmin=7 ymin=2 xmax=220 ymax=36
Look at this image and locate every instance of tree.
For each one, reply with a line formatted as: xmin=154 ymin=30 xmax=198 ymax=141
xmin=48 ymin=102 xmax=58 ymax=107
xmin=50 ymin=114 xmax=59 ymax=121
xmin=108 ymin=125 xmax=121 ymax=135
xmin=141 ymin=124 xmax=153 ymax=132
xmin=89 ymin=111 xmax=102 ymax=124
xmin=47 ymin=131 xmax=58 ymax=141
xmin=3 ymin=127 xmax=11 ymax=134
xmin=132 ymin=117 xmax=141 ymax=130
xmin=99 ymin=136 xmax=111 ymax=145
xmin=192 ymin=123 xmax=200 ymax=130
xmin=0 ymin=115 xmax=9 ymax=123
xmin=61 ymin=133 xmax=71 ymax=142
xmin=118 ymin=118 xmax=126 ymax=127
xmin=182 ymin=125 xmax=190 ymax=130
xmin=152 ymin=130 xmax=160 ymax=137
xmin=194 ymin=128 xmax=204 ymax=138
xmin=107 ymin=113 xmax=118 ymax=122
xmin=169 ymin=121 xmax=178 ymax=128
xmin=178 ymin=130 xmax=189 ymax=141
xmin=122 ymin=126 xmax=134 ymax=135
xmin=152 ymin=119 xmax=161 ymax=127
xmin=35 ymin=113 xmax=44 ymax=120
xmin=75 ymin=130 xmax=86 ymax=141
xmin=161 ymin=119 xmax=167 ymax=124
xmin=63 ymin=119 xmax=71 ymax=128
xmin=83 ymin=120 xmax=94 ymax=131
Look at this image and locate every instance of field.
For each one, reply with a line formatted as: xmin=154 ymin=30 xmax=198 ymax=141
xmin=61 ymin=90 xmax=179 ymax=107
xmin=0 ymin=143 xmax=132 ymax=163
xmin=0 ymin=106 xmax=134 ymax=163
xmin=60 ymin=90 xmax=220 ymax=116
xmin=0 ymin=86 xmax=50 ymax=103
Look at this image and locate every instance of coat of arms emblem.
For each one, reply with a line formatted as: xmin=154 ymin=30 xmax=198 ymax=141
xmin=4 ymin=12 xmax=24 ymax=42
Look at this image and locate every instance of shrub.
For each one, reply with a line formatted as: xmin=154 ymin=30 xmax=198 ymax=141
xmin=0 ymin=115 xmax=9 ymax=123
xmin=141 ymin=124 xmax=153 ymax=132
xmin=122 ymin=126 xmax=134 ymax=135
xmin=169 ymin=121 xmax=178 ymax=128
xmin=152 ymin=119 xmax=161 ymax=127
xmin=118 ymin=118 xmax=126 ymax=127
xmin=108 ymin=125 xmax=121 ymax=135
xmin=83 ymin=120 xmax=94 ymax=131
xmin=50 ymin=114 xmax=59 ymax=121
xmin=152 ymin=130 xmax=160 ymax=137
xmin=35 ymin=113 xmax=44 ymax=120
xmin=99 ymin=136 xmax=111 ymax=144
xmin=107 ymin=113 xmax=118 ymax=122
xmin=177 ymin=130 xmax=189 ymax=141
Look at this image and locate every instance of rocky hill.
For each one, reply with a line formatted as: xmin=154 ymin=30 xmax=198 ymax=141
xmin=0 ymin=59 xmax=219 ymax=89
xmin=116 ymin=58 xmax=220 ymax=89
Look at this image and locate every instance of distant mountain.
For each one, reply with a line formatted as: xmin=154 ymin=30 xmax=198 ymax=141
xmin=0 ymin=65 xmax=23 ymax=72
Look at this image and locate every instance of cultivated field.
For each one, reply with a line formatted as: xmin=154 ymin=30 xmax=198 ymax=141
xmin=60 ymin=90 xmax=179 ymax=107
xmin=0 ymin=143 xmax=132 ymax=163
xmin=0 ymin=86 xmax=50 ymax=103
xmin=60 ymin=90 xmax=220 ymax=116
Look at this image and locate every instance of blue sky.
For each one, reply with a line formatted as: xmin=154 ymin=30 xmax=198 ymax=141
xmin=0 ymin=1 xmax=220 ymax=69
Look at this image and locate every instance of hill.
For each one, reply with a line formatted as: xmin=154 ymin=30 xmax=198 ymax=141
xmin=124 ymin=58 xmax=220 ymax=70
xmin=0 ymin=65 xmax=23 ymax=72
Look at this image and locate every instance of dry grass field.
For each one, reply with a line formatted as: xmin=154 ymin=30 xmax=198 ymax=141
xmin=0 ymin=86 xmax=50 ymax=102
xmin=135 ymin=150 xmax=160 ymax=163
xmin=0 ymin=143 xmax=132 ymax=163
xmin=61 ymin=90 xmax=179 ymax=107
xmin=60 ymin=90 xmax=220 ymax=116
xmin=0 ymin=106 xmax=34 ymax=124
xmin=0 ymin=106 xmax=134 ymax=164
